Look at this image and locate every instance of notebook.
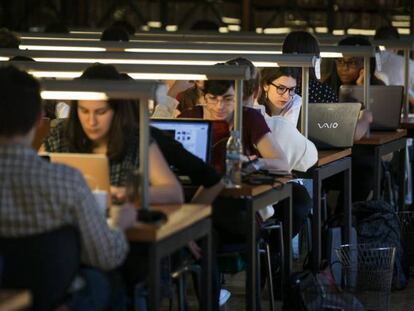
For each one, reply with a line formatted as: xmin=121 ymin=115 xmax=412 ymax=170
xmin=339 ymin=85 xmax=403 ymax=131
xmin=309 ymin=103 xmax=362 ymax=149
xmin=151 ymin=119 xmax=212 ymax=163
xmin=44 ymin=153 xmax=111 ymax=206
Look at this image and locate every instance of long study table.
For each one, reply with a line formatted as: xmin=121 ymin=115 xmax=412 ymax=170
xmin=353 ymin=130 xmax=407 ymax=210
xmin=219 ymin=180 xmax=292 ymax=311
xmin=296 ymin=148 xmax=353 ymax=272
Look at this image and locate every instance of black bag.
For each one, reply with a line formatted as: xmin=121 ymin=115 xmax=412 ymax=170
xmin=352 ymin=200 xmax=408 ymax=290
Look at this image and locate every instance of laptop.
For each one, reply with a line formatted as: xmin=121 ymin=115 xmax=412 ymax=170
xmin=151 ymin=119 xmax=212 ymax=163
xmin=43 ymin=153 xmax=111 ymax=207
xmin=339 ymin=85 xmax=403 ymax=131
xmin=308 ymin=103 xmax=362 ymax=149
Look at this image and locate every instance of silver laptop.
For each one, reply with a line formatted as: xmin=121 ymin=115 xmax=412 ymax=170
xmin=339 ymin=85 xmax=403 ymax=131
xmin=309 ymin=103 xmax=361 ymax=149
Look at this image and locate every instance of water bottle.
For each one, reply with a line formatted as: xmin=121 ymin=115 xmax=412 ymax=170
xmin=225 ymin=130 xmax=242 ymax=188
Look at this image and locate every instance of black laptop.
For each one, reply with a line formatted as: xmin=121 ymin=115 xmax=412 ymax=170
xmin=151 ymin=118 xmax=212 ymax=163
xmin=339 ymin=85 xmax=403 ymax=131
xmin=309 ymin=103 xmax=361 ymax=149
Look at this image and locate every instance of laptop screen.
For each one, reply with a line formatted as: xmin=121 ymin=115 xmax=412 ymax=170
xmin=151 ymin=119 xmax=211 ymax=162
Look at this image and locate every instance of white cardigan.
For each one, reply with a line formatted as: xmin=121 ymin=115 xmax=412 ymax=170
xmin=254 ymin=104 xmax=318 ymax=173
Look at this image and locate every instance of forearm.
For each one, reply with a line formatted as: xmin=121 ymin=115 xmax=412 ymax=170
xmin=191 ymin=180 xmax=225 ymax=204
xmin=149 ymin=184 xmax=184 ymax=204
xmin=354 ymin=119 xmax=370 ymax=141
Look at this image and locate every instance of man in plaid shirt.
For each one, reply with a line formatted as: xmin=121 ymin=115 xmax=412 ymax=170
xmin=0 ymin=65 xmax=136 ymax=308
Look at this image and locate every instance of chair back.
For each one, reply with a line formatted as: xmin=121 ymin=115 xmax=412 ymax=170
xmin=0 ymin=226 xmax=80 ymax=311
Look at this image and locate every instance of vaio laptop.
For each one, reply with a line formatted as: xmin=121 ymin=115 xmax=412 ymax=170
xmin=339 ymin=85 xmax=403 ymax=131
xmin=309 ymin=103 xmax=362 ymax=149
xmin=151 ymin=119 xmax=212 ymax=163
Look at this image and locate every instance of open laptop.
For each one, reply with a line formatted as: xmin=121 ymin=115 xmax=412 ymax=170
xmin=44 ymin=153 xmax=111 ymax=206
xmin=309 ymin=103 xmax=361 ymax=149
xmin=151 ymin=119 xmax=212 ymax=163
xmin=339 ymin=85 xmax=403 ymax=131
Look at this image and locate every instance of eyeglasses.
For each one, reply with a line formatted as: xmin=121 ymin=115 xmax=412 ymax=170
xmin=205 ymin=94 xmax=235 ymax=106
xmin=269 ymin=82 xmax=296 ymax=96
xmin=335 ymin=58 xmax=363 ymax=69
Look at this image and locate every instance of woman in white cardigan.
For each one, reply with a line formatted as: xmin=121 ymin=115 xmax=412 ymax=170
xmin=256 ymin=66 xmax=317 ymax=172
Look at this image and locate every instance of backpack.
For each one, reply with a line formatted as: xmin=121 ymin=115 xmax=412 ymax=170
xmin=352 ymin=200 xmax=408 ymax=290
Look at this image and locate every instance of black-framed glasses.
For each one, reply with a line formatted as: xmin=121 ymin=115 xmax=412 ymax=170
xmin=269 ymin=82 xmax=296 ymax=96
xmin=335 ymin=58 xmax=363 ymax=69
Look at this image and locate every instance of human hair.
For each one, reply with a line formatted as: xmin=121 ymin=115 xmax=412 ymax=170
xmin=203 ymin=79 xmax=235 ymax=97
xmin=100 ymin=26 xmax=129 ymax=42
xmin=282 ymin=31 xmax=320 ymax=79
xmin=258 ymin=67 xmax=299 ymax=115
xmin=111 ymin=20 xmax=135 ymax=35
xmin=65 ymin=64 xmax=136 ymax=161
xmin=0 ymin=65 xmax=41 ymax=137
xmin=9 ymin=55 xmax=35 ymax=62
xmin=44 ymin=22 xmax=69 ymax=34
xmin=226 ymin=57 xmax=259 ymax=100
xmin=374 ymin=26 xmax=400 ymax=40
xmin=0 ymin=28 xmax=20 ymax=48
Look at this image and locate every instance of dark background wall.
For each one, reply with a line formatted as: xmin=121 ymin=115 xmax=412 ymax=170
xmin=0 ymin=0 xmax=412 ymax=33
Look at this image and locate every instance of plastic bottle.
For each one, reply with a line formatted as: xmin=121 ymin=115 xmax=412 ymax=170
xmin=225 ymin=130 xmax=242 ymax=188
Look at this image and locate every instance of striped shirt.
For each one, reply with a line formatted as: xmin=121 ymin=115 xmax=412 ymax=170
xmin=0 ymin=143 xmax=128 ymax=271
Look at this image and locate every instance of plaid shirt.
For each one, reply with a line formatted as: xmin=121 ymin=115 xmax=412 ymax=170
xmin=0 ymin=144 xmax=129 ymax=271
xmin=44 ymin=121 xmax=140 ymax=186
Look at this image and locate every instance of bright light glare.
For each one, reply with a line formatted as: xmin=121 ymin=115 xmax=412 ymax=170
xmin=20 ymin=45 xmax=105 ymax=52
xmin=41 ymin=91 xmax=108 ymax=100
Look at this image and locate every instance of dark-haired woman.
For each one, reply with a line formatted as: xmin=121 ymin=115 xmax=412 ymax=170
xmin=42 ymin=64 xmax=183 ymax=204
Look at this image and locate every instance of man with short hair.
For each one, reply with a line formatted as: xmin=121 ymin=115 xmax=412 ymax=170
xmin=0 ymin=65 xmax=136 ymax=308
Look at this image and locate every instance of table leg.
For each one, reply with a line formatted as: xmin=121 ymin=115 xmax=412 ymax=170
xmin=373 ymin=147 xmax=382 ymax=200
xmin=282 ymin=189 xmax=292 ymax=304
xmin=148 ymin=245 xmax=161 ymax=311
xmin=312 ymin=170 xmax=322 ymax=272
xmin=246 ymin=200 xmax=256 ymax=311
xmin=200 ymin=221 xmax=212 ymax=311
xmin=399 ymin=146 xmax=407 ymax=211
xmin=343 ymin=158 xmax=352 ymax=244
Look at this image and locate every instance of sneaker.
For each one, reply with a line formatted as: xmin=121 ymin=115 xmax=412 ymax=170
xmin=219 ymin=289 xmax=231 ymax=306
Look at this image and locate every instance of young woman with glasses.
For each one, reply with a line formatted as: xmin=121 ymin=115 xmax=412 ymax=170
xmin=257 ymin=66 xmax=302 ymax=126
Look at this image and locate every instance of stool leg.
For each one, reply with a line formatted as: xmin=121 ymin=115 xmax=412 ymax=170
xmin=265 ymin=242 xmax=275 ymax=311
xmin=177 ymin=275 xmax=186 ymax=311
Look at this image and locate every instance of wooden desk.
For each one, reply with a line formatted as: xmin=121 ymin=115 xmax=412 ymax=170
xmin=0 ymin=290 xmax=31 ymax=311
xmin=220 ymin=181 xmax=292 ymax=311
xmin=400 ymin=118 xmax=414 ymax=137
xmin=296 ymin=148 xmax=352 ymax=272
xmin=354 ymin=130 xmax=407 ymax=209
xmin=127 ymin=204 xmax=212 ymax=311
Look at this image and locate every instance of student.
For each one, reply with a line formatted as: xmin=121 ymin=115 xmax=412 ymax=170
xmin=255 ymin=66 xmax=318 ymax=172
xmin=0 ymin=65 xmax=135 ymax=309
xmin=282 ymin=30 xmax=338 ymax=103
xmin=0 ymin=27 xmax=20 ymax=48
xmin=257 ymin=66 xmax=302 ymax=126
xmin=325 ymin=35 xmax=385 ymax=95
xmin=323 ymin=36 xmax=379 ymax=141
xmin=43 ymin=64 xmax=183 ymax=205
xmin=100 ymin=25 xmax=130 ymax=42
xmin=179 ymin=78 xmax=290 ymax=173
xmin=374 ymin=25 xmax=414 ymax=107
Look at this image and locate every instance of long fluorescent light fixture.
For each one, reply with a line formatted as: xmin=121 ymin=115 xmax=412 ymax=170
xmin=5 ymin=61 xmax=251 ymax=81
xmin=20 ymin=45 xmax=105 ymax=51
xmin=41 ymin=91 xmax=108 ymax=100
xmin=40 ymin=79 xmax=159 ymax=100
xmin=0 ymin=49 xmax=316 ymax=68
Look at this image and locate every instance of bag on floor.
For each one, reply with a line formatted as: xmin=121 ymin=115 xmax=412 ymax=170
xmin=352 ymin=200 xmax=408 ymax=290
